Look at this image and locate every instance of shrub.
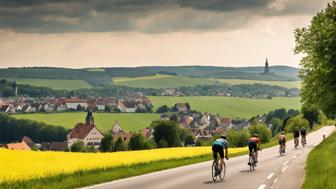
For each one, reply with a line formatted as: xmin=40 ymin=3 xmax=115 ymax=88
xmin=248 ymin=123 xmax=272 ymax=143
xmin=285 ymin=114 xmax=309 ymax=133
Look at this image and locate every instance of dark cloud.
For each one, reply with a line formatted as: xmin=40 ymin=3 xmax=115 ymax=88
xmin=0 ymin=0 xmax=329 ymax=33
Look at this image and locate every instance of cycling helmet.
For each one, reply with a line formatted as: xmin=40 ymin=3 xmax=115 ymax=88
xmin=221 ymin=135 xmax=227 ymax=140
xmin=281 ymin=131 xmax=285 ymax=134
xmin=253 ymin=133 xmax=258 ymax=137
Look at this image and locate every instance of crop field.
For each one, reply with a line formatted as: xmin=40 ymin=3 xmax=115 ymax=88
xmin=112 ymin=74 xmax=217 ymax=88
xmin=112 ymin=74 xmax=300 ymax=89
xmin=0 ymin=147 xmax=246 ymax=183
xmin=11 ymin=113 xmax=160 ymax=132
xmin=216 ymin=79 xmax=301 ymax=88
xmin=149 ymin=96 xmax=301 ymax=118
xmin=2 ymin=78 xmax=92 ymax=90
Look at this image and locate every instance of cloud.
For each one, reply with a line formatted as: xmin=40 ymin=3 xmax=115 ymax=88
xmin=0 ymin=0 xmax=330 ymax=33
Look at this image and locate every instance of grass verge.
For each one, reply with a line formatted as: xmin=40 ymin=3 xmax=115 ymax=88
xmin=301 ymin=131 xmax=336 ymax=189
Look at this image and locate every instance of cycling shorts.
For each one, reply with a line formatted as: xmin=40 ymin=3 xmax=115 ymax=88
xmin=248 ymin=141 xmax=257 ymax=153
xmin=212 ymin=144 xmax=224 ymax=159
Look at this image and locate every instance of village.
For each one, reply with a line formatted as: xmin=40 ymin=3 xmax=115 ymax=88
xmin=1 ymin=101 xmax=253 ymax=152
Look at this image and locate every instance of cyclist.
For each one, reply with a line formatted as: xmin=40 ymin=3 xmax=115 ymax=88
xmin=248 ymin=134 xmax=261 ymax=163
xmin=293 ymin=127 xmax=300 ymax=147
xmin=212 ymin=135 xmax=229 ymax=176
xmin=301 ymin=127 xmax=307 ymax=145
xmin=279 ymin=131 xmax=286 ymax=153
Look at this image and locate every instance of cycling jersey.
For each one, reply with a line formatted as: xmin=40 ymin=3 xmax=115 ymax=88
xmin=301 ymin=129 xmax=307 ymax=136
xmin=293 ymin=130 xmax=300 ymax=138
xmin=248 ymin=137 xmax=260 ymax=144
xmin=279 ymin=135 xmax=286 ymax=144
xmin=213 ymin=138 xmax=228 ymax=148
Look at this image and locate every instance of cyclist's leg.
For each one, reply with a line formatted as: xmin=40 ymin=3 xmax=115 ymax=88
xmin=254 ymin=143 xmax=258 ymax=162
xmin=218 ymin=146 xmax=225 ymax=171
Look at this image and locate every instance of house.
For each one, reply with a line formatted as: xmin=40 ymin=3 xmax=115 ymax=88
xmin=140 ymin=127 xmax=154 ymax=139
xmin=117 ymin=100 xmax=126 ymax=112
xmin=175 ymin=103 xmax=188 ymax=112
xmin=112 ymin=121 xmax=123 ymax=134
xmin=219 ymin=117 xmax=233 ymax=130
xmin=124 ymin=101 xmax=136 ymax=113
xmin=180 ymin=115 xmax=193 ymax=128
xmin=112 ymin=131 xmax=133 ymax=144
xmin=22 ymin=136 xmax=35 ymax=149
xmin=195 ymin=130 xmax=212 ymax=143
xmin=63 ymin=98 xmax=87 ymax=110
xmin=0 ymin=105 xmax=15 ymax=113
xmin=49 ymin=142 xmax=68 ymax=151
xmin=67 ymin=111 xmax=104 ymax=148
xmin=6 ymin=141 xmax=31 ymax=150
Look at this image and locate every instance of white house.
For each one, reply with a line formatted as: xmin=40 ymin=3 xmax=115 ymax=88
xmin=112 ymin=121 xmax=123 ymax=134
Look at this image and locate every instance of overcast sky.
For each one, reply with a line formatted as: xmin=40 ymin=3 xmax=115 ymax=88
xmin=0 ymin=0 xmax=331 ymax=68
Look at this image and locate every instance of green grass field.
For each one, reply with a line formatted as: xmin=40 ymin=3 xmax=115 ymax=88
xmin=216 ymin=79 xmax=301 ymax=88
xmin=112 ymin=74 xmax=300 ymax=89
xmin=149 ymin=96 xmax=301 ymax=118
xmin=302 ymin=132 xmax=336 ymax=189
xmin=12 ymin=113 xmax=160 ymax=132
xmin=3 ymin=78 xmax=92 ymax=90
xmin=112 ymin=74 xmax=217 ymax=88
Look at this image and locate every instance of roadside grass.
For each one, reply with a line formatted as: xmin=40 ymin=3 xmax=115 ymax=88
xmin=2 ymin=78 xmax=92 ymax=90
xmin=11 ymin=112 xmax=160 ymax=132
xmin=301 ymin=131 xmax=336 ymax=189
xmin=149 ymin=96 xmax=301 ymax=119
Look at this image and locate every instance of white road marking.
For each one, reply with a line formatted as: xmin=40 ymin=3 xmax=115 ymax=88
xmin=283 ymin=160 xmax=289 ymax=166
xmin=281 ymin=165 xmax=289 ymax=173
xmin=258 ymin=184 xmax=266 ymax=189
xmin=273 ymin=178 xmax=278 ymax=184
xmin=267 ymin=173 xmax=274 ymax=179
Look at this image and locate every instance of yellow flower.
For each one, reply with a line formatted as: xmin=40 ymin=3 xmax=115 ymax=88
xmin=0 ymin=147 xmax=246 ymax=182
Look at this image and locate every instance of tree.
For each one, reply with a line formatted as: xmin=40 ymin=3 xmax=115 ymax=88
xmin=114 ymin=137 xmax=127 ymax=151
xmin=186 ymin=103 xmax=191 ymax=110
xmin=227 ymin=129 xmax=249 ymax=147
xmin=248 ymin=123 xmax=272 ymax=143
xmin=302 ymin=105 xmax=320 ymax=129
xmin=151 ymin=120 xmax=181 ymax=147
xmin=156 ymin=105 xmax=170 ymax=113
xmin=294 ymin=2 xmax=336 ymax=118
xmin=270 ymin=118 xmax=283 ymax=136
xmin=128 ymin=133 xmax=146 ymax=150
xmin=99 ymin=134 xmax=114 ymax=152
xmin=169 ymin=114 xmax=178 ymax=122
xmin=285 ymin=114 xmax=309 ymax=133
xmin=70 ymin=141 xmax=86 ymax=152
xmin=184 ymin=134 xmax=195 ymax=146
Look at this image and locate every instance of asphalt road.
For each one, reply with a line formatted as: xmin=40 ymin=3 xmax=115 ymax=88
xmin=83 ymin=126 xmax=335 ymax=189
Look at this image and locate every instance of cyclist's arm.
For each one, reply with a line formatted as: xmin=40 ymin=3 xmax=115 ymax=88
xmin=224 ymin=147 xmax=229 ymax=159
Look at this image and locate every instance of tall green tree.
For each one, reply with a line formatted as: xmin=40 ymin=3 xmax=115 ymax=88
xmin=128 ymin=133 xmax=146 ymax=150
xmin=99 ymin=134 xmax=114 ymax=152
xmin=294 ymin=2 xmax=336 ymax=118
xmin=151 ymin=120 xmax=181 ymax=147
xmin=114 ymin=137 xmax=127 ymax=151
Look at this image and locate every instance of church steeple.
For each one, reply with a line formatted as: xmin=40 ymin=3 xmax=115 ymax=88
xmin=85 ymin=111 xmax=94 ymax=125
xmin=264 ymin=58 xmax=269 ymax=74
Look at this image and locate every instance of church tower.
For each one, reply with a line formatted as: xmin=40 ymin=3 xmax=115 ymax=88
xmin=12 ymin=81 xmax=18 ymax=96
xmin=264 ymin=58 xmax=269 ymax=74
xmin=85 ymin=111 xmax=94 ymax=125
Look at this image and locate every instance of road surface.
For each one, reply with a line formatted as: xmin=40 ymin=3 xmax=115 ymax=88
xmin=83 ymin=126 xmax=335 ymax=189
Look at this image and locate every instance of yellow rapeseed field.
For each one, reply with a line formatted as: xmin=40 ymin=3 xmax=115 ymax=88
xmin=0 ymin=147 xmax=246 ymax=183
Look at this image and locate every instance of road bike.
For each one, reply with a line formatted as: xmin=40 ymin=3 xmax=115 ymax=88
xmin=279 ymin=142 xmax=286 ymax=156
xmin=248 ymin=148 xmax=257 ymax=171
xmin=301 ymin=136 xmax=306 ymax=147
xmin=212 ymin=154 xmax=226 ymax=182
xmin=294 ymin=137 xmax=299 ymax=149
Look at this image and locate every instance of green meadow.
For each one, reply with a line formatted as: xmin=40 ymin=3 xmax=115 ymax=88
xmin=3 ymin=78 xmax=92 ymax=90
xmin=12 ymin=113 xmax=160 ymax=132
xmin=149 ymin=96 xmax=301 ymax=118
xmin=112 ymin=74 xmax=300 ymax=89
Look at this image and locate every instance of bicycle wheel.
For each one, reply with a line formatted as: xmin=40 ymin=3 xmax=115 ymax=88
xmin=212 ymin=160 xmax=218 ymax=182
xmin=219 ymin=162 xmax=226 ymax=181
xmin=249 ymin=154 xmax=254 ymax=171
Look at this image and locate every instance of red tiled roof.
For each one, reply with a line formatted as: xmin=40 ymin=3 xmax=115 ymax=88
xmin=6 ymin=141 xmax=31 ymax=150
xmin=69 ymin=123 xmax=95 ymax=139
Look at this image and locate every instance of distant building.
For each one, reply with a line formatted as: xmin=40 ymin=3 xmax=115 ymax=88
xmin=67 ymin=111 xmax=104 ymax=148
xmin=264 ymin=58 xmax=270 ymax=74
xmin=112 ymin=121 xmax=123 ymax=134
xmin=6 ymin=141 xmax=31 ymax=150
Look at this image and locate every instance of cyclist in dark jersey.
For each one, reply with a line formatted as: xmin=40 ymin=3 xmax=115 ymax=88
xmin=212 ymin=135 xmax=229 ymax=175
xmin=301 ymin=127 xmax=307 ymax=144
